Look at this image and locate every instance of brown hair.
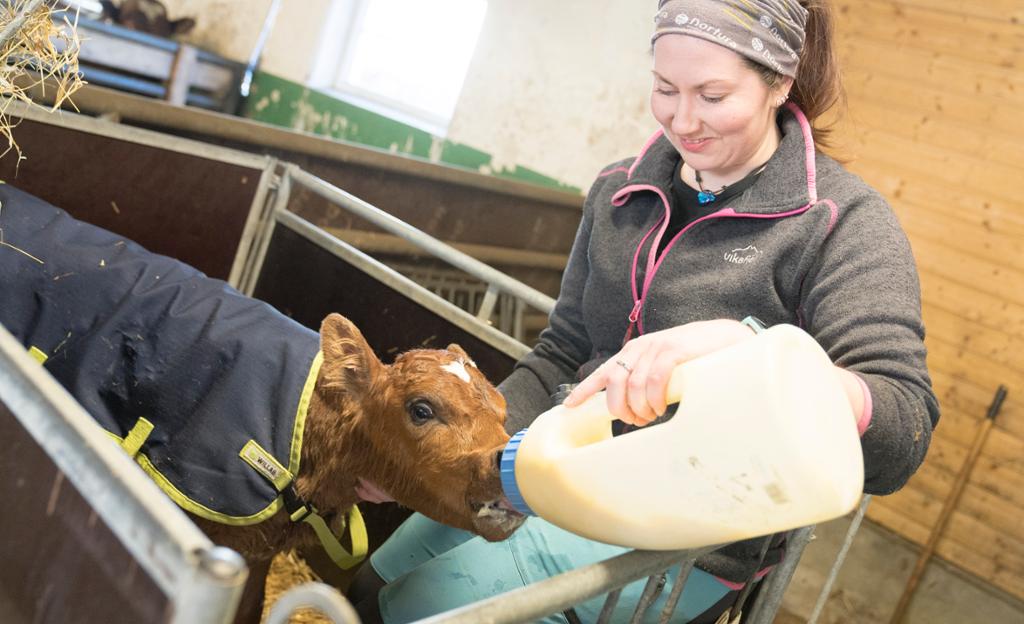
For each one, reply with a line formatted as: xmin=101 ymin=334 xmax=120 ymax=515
xmin=745 ymin=0 xmax=846 ymax=149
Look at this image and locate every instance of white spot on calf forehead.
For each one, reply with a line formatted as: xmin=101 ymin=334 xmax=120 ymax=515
xmin=441 ymin=360 xmax=471 ymax=383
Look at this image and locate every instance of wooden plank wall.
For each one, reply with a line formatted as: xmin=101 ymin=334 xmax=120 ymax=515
xmin=831 ymin=0 xmax=1024 ymax=600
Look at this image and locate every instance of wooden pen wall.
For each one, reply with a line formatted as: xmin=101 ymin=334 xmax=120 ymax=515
xmin=831 ymin=0 xmax=1024 ymax=599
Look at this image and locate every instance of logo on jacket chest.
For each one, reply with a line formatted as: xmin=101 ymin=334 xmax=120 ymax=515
xmin=724 ymin=245 xmax=763 ymax=265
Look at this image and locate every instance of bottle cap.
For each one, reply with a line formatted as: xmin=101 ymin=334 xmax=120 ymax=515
xmin=499 ymin=429 xmax=536 ymax=516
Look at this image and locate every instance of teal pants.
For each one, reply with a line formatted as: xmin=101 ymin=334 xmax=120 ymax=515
xmin=371 ymin=513 xmax=732 ymax=623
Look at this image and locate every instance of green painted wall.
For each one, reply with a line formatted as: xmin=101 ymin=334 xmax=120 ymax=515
xmin=242 ymin=72 xmax=580 ymax=194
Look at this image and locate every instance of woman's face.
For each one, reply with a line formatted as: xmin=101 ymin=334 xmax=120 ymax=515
xmin=650 ymin=35 xmax=790 ymax=179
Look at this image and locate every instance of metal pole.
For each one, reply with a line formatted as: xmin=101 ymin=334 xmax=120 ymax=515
xmin=417 ymin=547 xmax=717 ymax=624
xmin=628 ymin=573 xmax=666 ymax=624
xmin=476 ymin=284 xmax=499 ymax=322
xmin=745 ymin=526 xmax=815 ymax=624
xmin=239 ymin=0 xmax=282 ymax=98
xmin=808 ymin=496 xmax=872 ymax=624
xmin=241 ymin=169 xmax=289 ymax=296
xmin=596 ymin=588 xmax=623 ymax=624
xmin=888 ymin=385 xmax=1007 ymax=624
xmin=288 ymin=165 xmax=556 ymax=314
xmin=173 ymin=546 xmax=248 ymax=624
xmin=657 ymin=560 xmax=695 ymax=624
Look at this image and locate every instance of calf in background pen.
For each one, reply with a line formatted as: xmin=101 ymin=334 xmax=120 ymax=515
xmin=0 ymin=184 xmax=525 ymax=621
xmin=99 ymin=0 xmax=196 ymax=37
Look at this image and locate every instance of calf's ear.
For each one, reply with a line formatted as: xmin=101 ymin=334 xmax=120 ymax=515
xmin=319 ymin=313 xmax=382 ymax=393
xmin=445 ymin=343 xmax=473 ymax=363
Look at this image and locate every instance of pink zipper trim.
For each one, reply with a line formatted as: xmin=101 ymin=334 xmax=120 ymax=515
xmin=627 ymin=129 xmax=665 ymax=179
xmin=618 ymin=104 xmax=823 ymax=336
xmin=598 ymin=166 xmax=629 ymax=178
xmin=820 ymin=198 xmax=839 ymax=235
xmin=715 ymin=566 xmax=774 ymax=591
xmin=785 ymin=102 xmax=818 ymax=204
xmin=616 ymin=184 xmax=673 ymax=305
xmin=630 ymin=219 xmax=664 ymax=303
xmin=635 ymin=205 xmax=814 ymax=333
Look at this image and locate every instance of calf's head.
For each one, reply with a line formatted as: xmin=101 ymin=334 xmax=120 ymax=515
xmin=318 ymin=314 xmax=525 ymax=541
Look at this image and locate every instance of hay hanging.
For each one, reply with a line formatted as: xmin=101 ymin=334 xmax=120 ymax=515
xmin=0 ymin=0 xmax=84 ymax=163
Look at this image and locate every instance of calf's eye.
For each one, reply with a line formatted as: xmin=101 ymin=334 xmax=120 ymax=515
xmin=408 ymin=400 xmax=435 ymax=425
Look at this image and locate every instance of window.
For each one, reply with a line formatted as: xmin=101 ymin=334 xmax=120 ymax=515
xmin=311 ymin=0 xmax=488 ymax=135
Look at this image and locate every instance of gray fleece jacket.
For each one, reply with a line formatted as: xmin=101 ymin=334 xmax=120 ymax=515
xmin=498 ymin=105 xmax=940 ymax=582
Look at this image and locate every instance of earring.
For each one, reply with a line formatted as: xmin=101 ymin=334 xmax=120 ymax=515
xmin=775 ymin=94 xmax=789 ymax=107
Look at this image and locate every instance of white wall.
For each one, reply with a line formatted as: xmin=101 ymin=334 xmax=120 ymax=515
xmin=161 ymin=0 xmax=331 ymax=83
xmin=447 ymin=0 xmax=656 ymax=190
xmin=160 ymin=0 xmax=657 ymax=190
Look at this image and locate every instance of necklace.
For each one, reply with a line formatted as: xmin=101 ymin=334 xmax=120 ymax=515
xmin=693 ymin=170 xmax=726 ymax=205
xmin=692 ymin=163 xmax=771 ymax=205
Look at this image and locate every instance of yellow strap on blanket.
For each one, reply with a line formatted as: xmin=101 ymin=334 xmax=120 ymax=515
xmin=28 ymin=346 xmax=48 ymax=364
xmin=243 ymin=438 xmax=367 ymax=570
xmin=300 ymin=504 xmax=368 ymax=570
xmin=121 ymin=417 xmax=155 ymax=458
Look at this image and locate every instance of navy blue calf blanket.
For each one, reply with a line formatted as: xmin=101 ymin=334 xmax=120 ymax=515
xmin=0 ymin=184 xmax=322 ymax=524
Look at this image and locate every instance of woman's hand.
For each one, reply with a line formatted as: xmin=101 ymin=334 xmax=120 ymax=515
xmin=563 ymin=319 xmax=756 ymax=426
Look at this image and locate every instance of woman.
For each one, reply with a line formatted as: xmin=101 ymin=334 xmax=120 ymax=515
xmin=350 ymin=1 xmax=940 ymax=622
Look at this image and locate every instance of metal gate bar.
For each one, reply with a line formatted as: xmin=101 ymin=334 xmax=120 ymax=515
xmin=287 ymin=164 xmax=556 ymax=316
xmin=415 ymin=547 xmax=718 ymax=624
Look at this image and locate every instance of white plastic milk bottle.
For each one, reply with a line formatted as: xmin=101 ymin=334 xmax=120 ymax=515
xmin=499 ymin=324 xmax=864 ymax=549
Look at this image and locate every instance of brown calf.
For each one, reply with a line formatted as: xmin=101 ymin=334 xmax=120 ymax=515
xmin=196 ymin=313 xmax=525 ymax=620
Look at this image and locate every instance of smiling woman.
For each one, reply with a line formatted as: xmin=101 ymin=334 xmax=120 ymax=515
xmin=347 ymin=1 xmax=939 ymax=622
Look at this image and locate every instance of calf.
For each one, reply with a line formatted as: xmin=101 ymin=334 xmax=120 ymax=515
xmin=99 ymin=0 xmax=196 ymax=37
xmin=197 ymin=313 xmax=525 ymax=559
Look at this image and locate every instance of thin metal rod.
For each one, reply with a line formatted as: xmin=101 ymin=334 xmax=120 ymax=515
xmin=808 ymin=496 xmax=872 ymax=624
xmin=745 ymin=526 xmax=814 ymax=624
xmin=416 ymin=547 xmax=715 ymax=624
xmin=728 ymin=535 xmax=774 ymax=621
xmin=629 ymin=574 xmax=666 ymax=624
xmin=239 ymin=0 xmax=282 ymax=97
xmin=888 ymin=385 xmax=1007 ymax=624
xmin=288 ymin=165 xmax=556 ymax=314
xmin=274 ymin=208 xmax=531 ymax=359
xmin=476 ymin=284 xmax=499 ymax=321
xmin=596 ymin=588 xmax=623 ymax=624
xmin=228 ymin=159 xmax=279 ymax=289
xmin=657 ymin=560 xmax=695 ymax=624
xmin=241 ymin=171 xmax=288 ymax=296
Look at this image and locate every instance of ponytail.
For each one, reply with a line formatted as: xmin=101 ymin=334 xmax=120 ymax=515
xmin=745 ymin=0 xmax=846 ymax=150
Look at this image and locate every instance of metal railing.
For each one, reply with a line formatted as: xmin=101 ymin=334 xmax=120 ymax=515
xmin=287 ymin=164 xmax=557 ymax=318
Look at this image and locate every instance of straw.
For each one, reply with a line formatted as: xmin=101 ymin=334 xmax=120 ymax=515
xmin=0 ymin=0 xmax=84 ymax=162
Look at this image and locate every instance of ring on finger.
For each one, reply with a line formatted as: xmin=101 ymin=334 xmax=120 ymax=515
xmin=614 ymin=359 xmax=633 ymax=373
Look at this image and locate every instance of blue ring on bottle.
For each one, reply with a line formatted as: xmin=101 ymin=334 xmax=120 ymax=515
xmin=499 ymin=429 xmax=536 ymax=516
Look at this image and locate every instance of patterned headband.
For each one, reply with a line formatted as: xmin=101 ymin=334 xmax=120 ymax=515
xmin=653 ymin=0 xmax=809 ymax=77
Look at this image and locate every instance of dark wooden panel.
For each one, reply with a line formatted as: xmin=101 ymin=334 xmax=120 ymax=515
xmin=0 ymin=402 xmax=171 ymax=624
xmin=252 ymin=226 xmax=517 ymax=382
xmin=132 ymin=122 xmax=582 ymax=255
xmin=287 ymin=157 xmax=580 ymax=255
xmin=0 ymin=119 xmax=259 ymax=280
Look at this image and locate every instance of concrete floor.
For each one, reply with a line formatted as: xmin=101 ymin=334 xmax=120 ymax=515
xmin=776 ymin=511 xmax=1024 ymax=623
